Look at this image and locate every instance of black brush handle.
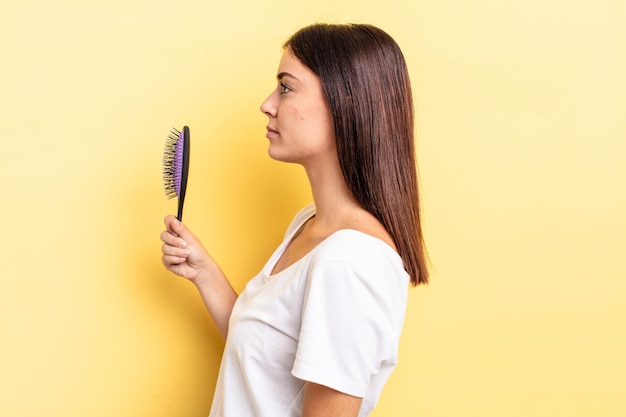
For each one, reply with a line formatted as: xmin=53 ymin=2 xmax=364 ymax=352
xmin=177 ymin=126 xmax=190 ymax=221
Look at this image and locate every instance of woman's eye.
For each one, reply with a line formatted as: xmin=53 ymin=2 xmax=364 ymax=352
xmin=280 ymin=82 xmax=291 ymax=94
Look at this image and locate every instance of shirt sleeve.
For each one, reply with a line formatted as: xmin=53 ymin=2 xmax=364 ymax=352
xmin=291 ymin=257 xmax=404 ymax=397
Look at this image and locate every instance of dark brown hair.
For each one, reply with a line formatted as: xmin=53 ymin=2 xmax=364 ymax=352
xmin=285 ymin=23 xmax=428 ymax=285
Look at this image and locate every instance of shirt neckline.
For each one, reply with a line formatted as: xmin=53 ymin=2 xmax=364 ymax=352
xmin=263 ymin=208 xmax=403 ymax=280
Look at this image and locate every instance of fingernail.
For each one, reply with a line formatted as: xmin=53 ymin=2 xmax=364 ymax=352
xmin=180 ymin=240 xmax=187 ymax=248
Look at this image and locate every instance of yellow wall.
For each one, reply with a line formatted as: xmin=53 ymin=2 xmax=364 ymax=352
xmin=1 ymin=0 xmax=624 ymax=416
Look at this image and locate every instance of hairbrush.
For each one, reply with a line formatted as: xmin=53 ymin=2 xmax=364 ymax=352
xmin=162 ymin=126 xmax=190 ymax=221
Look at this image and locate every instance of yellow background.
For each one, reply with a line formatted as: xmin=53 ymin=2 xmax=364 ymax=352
xmin=1 ymin=0 xmax=625 ymax=416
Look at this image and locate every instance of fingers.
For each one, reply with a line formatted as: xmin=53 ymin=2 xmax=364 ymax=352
xmin=163 ymin=215 xmax=195 ymax=247
xmin=160 ymin=228 xmax=187 ymax=250
xmin=162 ymin=253 xmax=187 ymax=271
xmin=161 ymin=228 xmax=188 ymax=259
xmin=161 ymin=244 xmax=189 ymax=272
xmin=161 ymin=216 xmax=190 ymax=269
xmin=164 ymin=215 xmax=192 ymax=239
xmin=161 ymin=215 xmax=216 ymax=283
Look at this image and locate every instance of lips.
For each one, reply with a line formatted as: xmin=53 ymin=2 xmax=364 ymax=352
xmin=266 ymin=126 xmax=279 ymax=138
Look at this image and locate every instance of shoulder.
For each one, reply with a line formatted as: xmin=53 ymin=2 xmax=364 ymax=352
xmin=302 ymin=230 xmax=409 ymax=340
xmin=341 ymin=207 xmax=397 ymax=252
xmin=311 ymin=230 xmax=409 ymax=286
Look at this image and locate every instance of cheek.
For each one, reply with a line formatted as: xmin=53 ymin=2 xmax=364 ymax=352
xmin=279 ymin=102 xmax=335 ymax=145
xmin=280 ymin=105 xmax=303 ymax=125
xmin=313 ymin=108 xmax=335 ymax=141
xmin=298 ymin=104 xmax=333 ymax=129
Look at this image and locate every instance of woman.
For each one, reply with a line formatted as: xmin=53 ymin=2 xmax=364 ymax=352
xmin=161 ymin=23 xmax=428 ymax=417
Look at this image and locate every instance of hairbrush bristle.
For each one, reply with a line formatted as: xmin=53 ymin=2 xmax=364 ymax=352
xmin=162 ymin=127 xmax=183 ymax=200
xmin=162 ymin=125 xmax=190 ymax=221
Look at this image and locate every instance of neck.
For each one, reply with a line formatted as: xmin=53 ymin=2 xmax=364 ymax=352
xmin=303 ymin=157 xmax=360 ymax=230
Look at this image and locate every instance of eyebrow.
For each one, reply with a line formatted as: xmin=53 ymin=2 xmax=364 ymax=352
xmin=277 ymin=72 xmax=300 ymax=81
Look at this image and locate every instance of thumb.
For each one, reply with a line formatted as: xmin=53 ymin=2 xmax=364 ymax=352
xmin=165 ymin=216 xmax=203 ymax=250
xmin=165 ymin=215 xmax=189 ymax=239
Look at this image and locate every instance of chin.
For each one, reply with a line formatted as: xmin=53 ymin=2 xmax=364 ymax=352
xmin=267 ymin=149 xmax=299 ymax=165
xmin=267 ymin=145 xmax=285 ymax=161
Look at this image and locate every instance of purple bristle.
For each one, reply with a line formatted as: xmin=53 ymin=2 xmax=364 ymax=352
xmin=162 ymin=127 xmax=185 ymax=199
xmin=173 ymin=132 xmax=184 ymax=195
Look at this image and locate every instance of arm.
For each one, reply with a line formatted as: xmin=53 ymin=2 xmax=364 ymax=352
xmin=302 ymin=382 xmax=362 ymax=417
xmin=160 ymin=215 xmax=238 ymax=339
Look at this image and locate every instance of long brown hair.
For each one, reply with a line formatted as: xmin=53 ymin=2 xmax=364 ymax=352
xmin=284 ymin=23 xmax=428 ymax=285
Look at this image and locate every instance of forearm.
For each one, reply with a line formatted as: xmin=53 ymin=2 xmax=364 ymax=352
xmin=193 ymin=263 xmax=238 ymax=340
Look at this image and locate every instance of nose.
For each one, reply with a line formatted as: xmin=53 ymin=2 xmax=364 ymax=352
xmin=260 ymin=90 xmax=277 ymax=118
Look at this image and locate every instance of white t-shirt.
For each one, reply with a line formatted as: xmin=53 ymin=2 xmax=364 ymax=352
xmin=208 ymin=203 xmax=409 ymax=417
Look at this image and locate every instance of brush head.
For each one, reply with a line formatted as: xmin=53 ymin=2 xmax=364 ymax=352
xmin=162 ymin=126 xmax=190 ymax=220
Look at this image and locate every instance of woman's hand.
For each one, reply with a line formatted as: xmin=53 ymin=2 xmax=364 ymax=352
xmin=160 ymin=215 xmax=238 ymax=339
xmin=161 ymin=215 xmax=212 ymax=283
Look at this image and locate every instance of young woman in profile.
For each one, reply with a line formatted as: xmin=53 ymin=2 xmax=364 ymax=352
xmin=160 ymin=23 xmax=428 ymax=417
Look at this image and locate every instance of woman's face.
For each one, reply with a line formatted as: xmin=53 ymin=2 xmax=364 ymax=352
xmin=260 ymin=50 xmax=336 ymax=166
